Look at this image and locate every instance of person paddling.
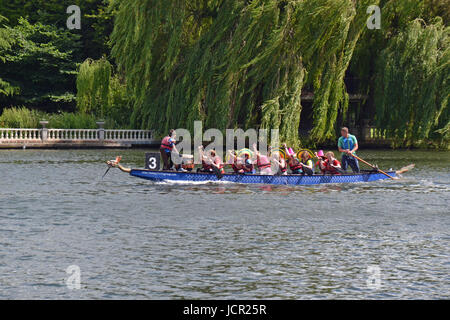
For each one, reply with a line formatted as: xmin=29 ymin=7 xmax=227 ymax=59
xmin=198 ymin=145 xmax=213 ymax=172
xmin=228 ymin=150 xmax=245 ymax=173
xmin=299 ymin=151 xmax=314 ymax=175
xmin=252 ymin=143 xmax=272 ymax=175
xmin=160 ymin=129 xmax=179 ymax=170
xmin=283 ymin=144 xmax=302 ymax=174
xmin=271 ymin=150 xmax=287 ymax=175
xmin=315 ymin=150 xmax=327 ymax=174
xmin=241 ymin=152 xmax=255 ymax=174
xmin=323 ymin=151 xmax=342 ymax=174
xmin=338 ymin=127 xmax=360 ymax=173
xmin=208 ymin=150 xmax=225 ymax=175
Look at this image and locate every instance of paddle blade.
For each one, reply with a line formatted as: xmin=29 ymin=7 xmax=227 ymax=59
xmin=102 ymin=166 xmax=111 ymax=179
xmin=212 ymin=166 xmax=223 ymax=180
xmin=302 ymin=165 xmax=314 ymax=176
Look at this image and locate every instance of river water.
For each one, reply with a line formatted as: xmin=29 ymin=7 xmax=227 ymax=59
xmin=0 ymin=149 xmax=448 ymax=299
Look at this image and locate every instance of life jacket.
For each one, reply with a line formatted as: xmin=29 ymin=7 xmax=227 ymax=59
xmin=324 ymin=159 xmax=341 ymax=174
xmin=160 ymin=136 xmax=174 ymax=151
xmin=212 ymin=156 xmax=224 ymax=168
xmin=301 ymin=159 xmax=313 ymax=168
xmin=231 ymin=157 xmax=243 ymax=173
xmin=289 ymin=157 xmax=302 ymax=171
xmin=202 ymin=160 xmax=212 ymax=171
xmin=257 ymin=155 xmax=271 ymax=169
xmin=212 ymin=156 xmax=225 ymax=173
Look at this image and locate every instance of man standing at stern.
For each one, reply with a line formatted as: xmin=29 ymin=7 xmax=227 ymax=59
xmin=338 ymin=127 xmax=360 ymax=173
xmin=160 ymin=129 xmax=179 ymax=170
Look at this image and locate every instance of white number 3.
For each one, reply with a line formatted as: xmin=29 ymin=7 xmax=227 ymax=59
xmin=148 ymin=157 xmax=157 ymax=169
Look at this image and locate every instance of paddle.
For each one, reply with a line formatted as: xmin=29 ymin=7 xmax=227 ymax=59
xmin=330 ymin=164 xmax=346 ymax=175
xmin=212 ymin=165 xmax=223 ymax=180
xmin=301 ymin=164 xmax=314 ymax=176
xmin=102 ymin=166 xmax=112 ymax=179
xmin=351 ymin=154 xmax=395 ymax=180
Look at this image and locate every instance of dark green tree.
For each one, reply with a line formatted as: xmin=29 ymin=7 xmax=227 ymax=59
xmin=0 ymin=18 xmax=81 ymax=111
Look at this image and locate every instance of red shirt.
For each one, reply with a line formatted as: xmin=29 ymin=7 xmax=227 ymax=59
xmin=324 ymin=159 xmax=341 ymax=174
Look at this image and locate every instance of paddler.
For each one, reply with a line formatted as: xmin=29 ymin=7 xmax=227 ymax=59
xmin=197 ymin=145 xmax=213 ymax=172
xmin=314 ymin=150 xmax=327 ymax=174
xmin=299 ymin=151 xmax=314 ymax=175
xmin=271 ymin=150 xmax=287 ymax=175
xmin=242 ymin=153 xmax=255 ymax=174
xmin=283 ymin=144 xmax=302 ymax=174
xmin=228 ymin=150 xmax=244 ymax=173
xmin=338 ymin=127 xmax=360 ymax=173
xmin=160 ymin=129 xmax=179 ymax=170
xmin=252 ymin=143 xmax=272 ymax=175
xmin=323 ymin=151 xmax=342 ymax=174
xmin=208 ymin=149 xmax=225 ymax=174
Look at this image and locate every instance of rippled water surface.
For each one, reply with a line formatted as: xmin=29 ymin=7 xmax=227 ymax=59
xmin=0 ymin=149 xmax=449 ymax=299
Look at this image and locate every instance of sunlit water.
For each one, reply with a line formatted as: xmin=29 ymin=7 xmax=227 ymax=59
xmin=0 ymin=149 xmax=449 ymax=299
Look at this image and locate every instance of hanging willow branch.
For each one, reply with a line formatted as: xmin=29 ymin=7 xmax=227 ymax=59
xmin=76 ymin=57 xmax=112 ymax=117
xmin=374 ymin=17 xmax=449 ymax=147
xmin=110 ymin=0 xmax=376 ymax=144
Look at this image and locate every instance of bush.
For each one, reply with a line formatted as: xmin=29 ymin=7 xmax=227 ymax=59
xmin=0 ymin=106 xmax=45 ymax=128
xmin=48 ymin=112 xmax=97 ymax=129
xmin=0 ymin=106 xmax=130 ymax=129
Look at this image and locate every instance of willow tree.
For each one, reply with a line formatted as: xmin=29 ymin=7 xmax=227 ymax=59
xmin=110 ymin=0 xmax=376 ymax=145
xmin=76 ymin=57 xmax=133 ymax=127
xmin=374 ymin=18 xmax=449 ymax=147
xmin=76 ymin=57 xmax=112 ymax=117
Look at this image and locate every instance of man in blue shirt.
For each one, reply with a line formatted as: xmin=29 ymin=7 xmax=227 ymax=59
xmin=337 ymin=127 xmax=360 ymax=173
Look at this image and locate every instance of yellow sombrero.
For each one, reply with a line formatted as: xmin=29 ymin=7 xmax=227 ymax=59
xmin=296 ymin=149 xmax=315 ymax=159
xmin=237 ymin=148 xmax=254 ymax=158
xmin=270 ymin=147 xmax=287 ymax=159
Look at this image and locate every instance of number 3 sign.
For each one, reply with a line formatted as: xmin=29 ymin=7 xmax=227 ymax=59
xmin=145 ymin=153 xmax=161 ymax=170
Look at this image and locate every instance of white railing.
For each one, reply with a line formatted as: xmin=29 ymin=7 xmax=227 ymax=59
xmin=48 ymin=129 xmax=99 ymax=141
xmin=0 ymin=128 xmax=153 ymax=142
xmin=104 ymin=130 xmax=152 ymax=141
xmin=0 ymin=128 xmax=41 ymax=140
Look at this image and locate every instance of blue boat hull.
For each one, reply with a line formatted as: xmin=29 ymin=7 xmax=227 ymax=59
xmin=128 ymin=170 xmax=396 ymax=185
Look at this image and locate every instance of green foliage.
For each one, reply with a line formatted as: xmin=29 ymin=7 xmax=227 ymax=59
xmin=0 ymin=106 xmax=45 ymax=128
xmin=110 ymin=0 xmax=375 ymax=146
xmin=0 ymin=14 xmax=19 ymax=96
xmin=47 ymin=112 xmax=97 ymax=129
xmin=0 ymin=18 xmax=81 ymax=111
xmin=0 ymin=106 xmax=100 ymax=129
xmin=105 ymin=75 xmax=133 ymax=128
xmin=0 ymin=0 xmax=113 ymax=58
xmin=374 ymin=18 xmax=449 ymax=147
xmin=76 ymin=57 xmax=133 ymax=128
xmin=76 ymin=57 xmax=111 ymax=115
